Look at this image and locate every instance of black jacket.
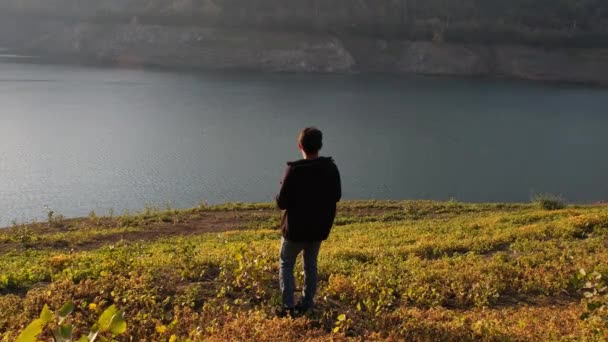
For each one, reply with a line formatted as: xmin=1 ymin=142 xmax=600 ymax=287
xmin=276 ymin=157 xmax=341 ymax=242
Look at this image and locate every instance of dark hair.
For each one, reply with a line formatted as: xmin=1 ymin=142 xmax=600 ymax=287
xmin=298 ymin=127 xmax=323 ymax=154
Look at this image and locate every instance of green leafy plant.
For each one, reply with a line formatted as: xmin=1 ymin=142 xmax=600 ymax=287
xmin=333 ymin=313 xmax=352 ymax=334
xmin=16 ymin=304 xmax=54 ymax=342
xmin=218 ymin=246 xmax=275 ymax=304
xmin=16 ymin=302 xmax=127 ymax=342
xmin=579 ymin=269 xmax=608 ymax=330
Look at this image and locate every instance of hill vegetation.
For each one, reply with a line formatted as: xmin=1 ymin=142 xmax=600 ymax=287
xmin=2 ymin=0 xmax=608 ymax=47
xmin=1 ymin=200 xmax=607 ymax=340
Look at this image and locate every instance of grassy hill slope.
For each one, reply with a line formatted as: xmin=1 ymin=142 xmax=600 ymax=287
xmin=1 ymin=201 xmax=607 ymax=340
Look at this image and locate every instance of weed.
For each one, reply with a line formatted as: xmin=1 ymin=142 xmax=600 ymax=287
xmin=532 ymin=193 xmax=567 ymax=210
xmin=578 ymin=268 xmax=608 ymax=334
xmin=16 ymin=302 xmax=127 ymax=342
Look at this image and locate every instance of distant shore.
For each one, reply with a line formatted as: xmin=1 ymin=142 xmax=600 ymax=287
xmin=3 ymin=20 xmax=608 ymax=86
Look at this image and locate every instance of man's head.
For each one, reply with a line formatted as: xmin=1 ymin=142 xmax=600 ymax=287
xmin=298 ymin=127 xmax=323 ymax=157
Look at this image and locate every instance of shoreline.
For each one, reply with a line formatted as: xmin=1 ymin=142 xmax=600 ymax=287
xmin=3 ymin=48 xmax=608 ymax=89
xmin=2 ymin=200 xmax=606 ymax=230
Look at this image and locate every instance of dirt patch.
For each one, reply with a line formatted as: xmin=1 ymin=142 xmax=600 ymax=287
xmin=0 ymin=206 xmax=397 ymax=254
xmin=0 ymin=203 xmax=531 ymax=255
xmin=1 ymin=210 xmax=273 ymax=253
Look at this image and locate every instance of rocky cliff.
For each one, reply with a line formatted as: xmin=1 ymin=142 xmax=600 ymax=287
xmin=2 ymin=17 xmax=608 ymax=85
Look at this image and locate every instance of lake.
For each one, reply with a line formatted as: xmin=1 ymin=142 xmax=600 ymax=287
xmin=1 ymin=60 xmax=608 ymax=225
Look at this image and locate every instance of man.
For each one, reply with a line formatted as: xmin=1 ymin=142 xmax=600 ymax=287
xmin=276 ymin=127 xmax=342 ymax=317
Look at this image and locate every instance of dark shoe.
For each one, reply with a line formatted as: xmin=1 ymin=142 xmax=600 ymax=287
xmin=275 ymin=307 xmax=295 ymax=318
xmin=295 ymin=302 xmax=312 ymax=315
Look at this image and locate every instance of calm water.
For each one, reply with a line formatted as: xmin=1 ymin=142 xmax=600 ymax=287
xmin=1 ymin=60 xmax=608 ymax=225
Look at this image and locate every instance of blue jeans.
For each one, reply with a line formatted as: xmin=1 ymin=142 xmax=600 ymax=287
xmin=279 ymin=237 xmax=322 ymax=309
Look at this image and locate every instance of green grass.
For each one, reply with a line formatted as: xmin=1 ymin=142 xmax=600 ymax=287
xmin=1 ymin=201 xmax=607 ymax=340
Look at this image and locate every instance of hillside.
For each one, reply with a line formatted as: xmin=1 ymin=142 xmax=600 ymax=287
xmin=3 ymin=0 xmax=608 ymax=46
xmin=1 ymin=201 xmax=607 ymax=340
xmin=3 ymin=1 xmax=608 ymax=84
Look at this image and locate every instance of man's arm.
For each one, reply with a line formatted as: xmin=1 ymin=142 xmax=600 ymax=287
xmin=276 ymin=165 xmax=294 ymax=210
xmin=334 ymin=164 xmax=342 ymax=202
